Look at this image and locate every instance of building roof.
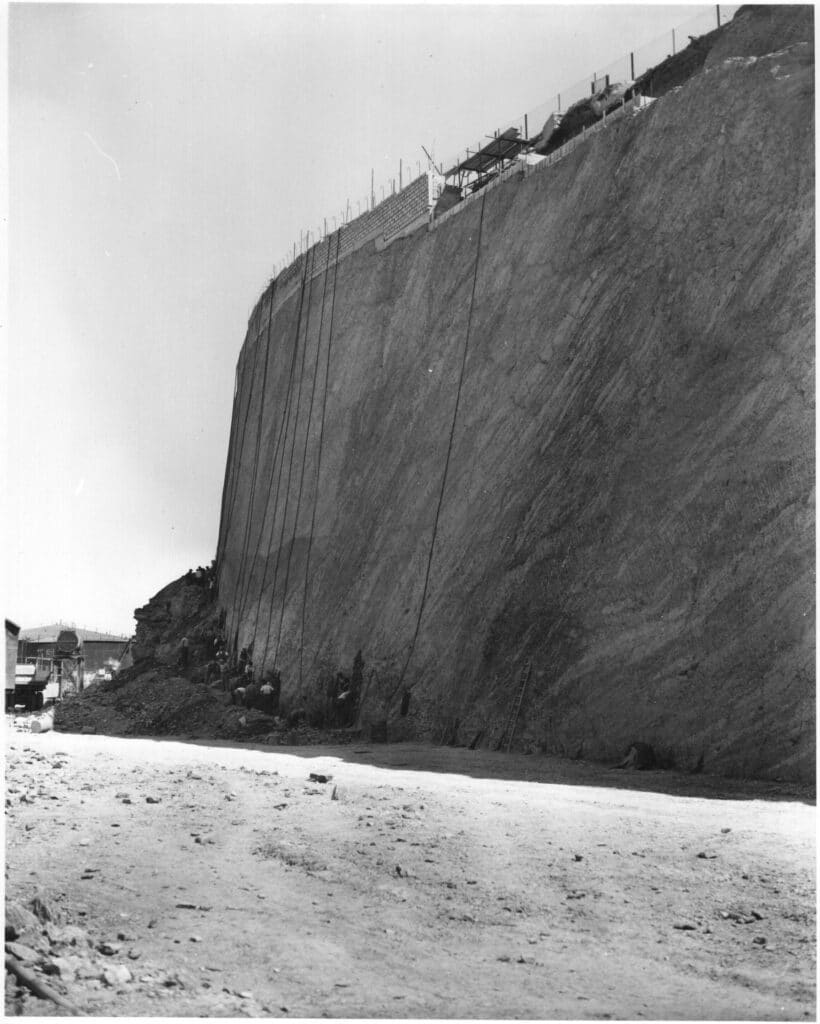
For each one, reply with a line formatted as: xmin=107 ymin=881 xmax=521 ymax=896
xmin=19 ymin=624 xmax=129 ymax=643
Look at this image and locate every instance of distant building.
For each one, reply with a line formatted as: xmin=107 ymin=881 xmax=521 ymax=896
xmin=6 ymin=620 xmax=20 ymax=688
xmin=18 ymin=624 xmax=129 ymax=692
xmin=19 ymin=624 xmax=128 ymax=661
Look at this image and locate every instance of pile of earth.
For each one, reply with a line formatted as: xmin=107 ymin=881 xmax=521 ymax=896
xmin=53 ymin=664 xmax=358 ymax=747
xmin=54 ymin=667 xmax=271 ymax=741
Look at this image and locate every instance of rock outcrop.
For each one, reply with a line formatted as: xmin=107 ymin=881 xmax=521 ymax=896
xmin=215 ymin=7 xmax=814 ymax=780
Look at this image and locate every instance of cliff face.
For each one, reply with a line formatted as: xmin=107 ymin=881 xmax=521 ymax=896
xmin=216 ymin=8 xmax=814 ymax=781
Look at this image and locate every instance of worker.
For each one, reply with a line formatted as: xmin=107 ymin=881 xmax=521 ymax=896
xmin=244 ymin=676 xmax=260 ymax=711
xmin=259 ymin=670 xmax=281 ymax=716
xmin=259 ymin=677 xmax=274 ymax=716
xmin=238 ymin=647 xmax=249 ymax=675
xmin=230 ymin=676 xmax=246 ymax=707
xmin=179 ymin=637 xmax=189 ymax=671
xmin=269 ymin=670 xmax=282 ymax=716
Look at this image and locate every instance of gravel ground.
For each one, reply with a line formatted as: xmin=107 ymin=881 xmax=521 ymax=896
xmin=5 ymin=717 xmax=816 ymax=1019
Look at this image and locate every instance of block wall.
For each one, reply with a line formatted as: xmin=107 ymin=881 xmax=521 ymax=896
xmin=250 ymin=175 xmax=432 ymax=335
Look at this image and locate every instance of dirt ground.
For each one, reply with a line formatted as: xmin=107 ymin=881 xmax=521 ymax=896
xmin=4 ymin=717 xmax=815 ymax=1019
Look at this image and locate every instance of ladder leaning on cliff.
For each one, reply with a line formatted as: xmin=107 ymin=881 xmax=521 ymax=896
xmin=496 ymin=660 xmax=532 ymax=753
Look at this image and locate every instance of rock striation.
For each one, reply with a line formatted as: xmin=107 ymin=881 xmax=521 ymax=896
xmin=215 ymin=7 xmax=814 ymax=780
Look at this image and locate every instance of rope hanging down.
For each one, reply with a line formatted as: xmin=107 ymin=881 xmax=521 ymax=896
xmin=223 ymin=327 xmax=269 ymax=643
xmin=240 ymin=251 xmax=315 ymax=648
xmin=257 ymin=246 xmax=319 ymax=669
xmin=214 ymin=364 xmax=240 ymax=572
xmin=390 ymin=192 xmax=489 ymax=707
xmin=229 ymin=280 xmax=278 ymax=635
xmin=237 ymin=274 xmax=311 ymax=639
xmin=298 ymin=229 xmax=343 ymax=690
xmin=273 ymin=230 xmax=338 ymax=675
xmin=222 ymin=333 xmax=261 ymax=560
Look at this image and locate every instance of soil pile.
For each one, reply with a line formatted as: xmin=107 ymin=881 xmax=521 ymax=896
xmin=54 ymin=669 xmax=272 ymax=740
xmin=53 ymin=664 xmax=358 ymax=746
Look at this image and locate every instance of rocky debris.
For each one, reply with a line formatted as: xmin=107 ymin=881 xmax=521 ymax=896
xmin=3 ymin=884 xmax=226 ymax=1015
xmin=5 ymin=903 xmax=39 ymax=942
xmin=720 ymin=909 xmax=764 ymax=924
xmin=29 ymin=894 xmax=63 ymax=926
xmin=3 ymin=894 xmax=127 ymax=1013
xmin=54 ymin=669 xmax=273 ymax=741
xmin=5 ymin=943 xmax=41 ymax=964
xmin=131 ymin=571 xmax=217 ymax=668
xmin=102 ymin=964 xmax=132 ymax=987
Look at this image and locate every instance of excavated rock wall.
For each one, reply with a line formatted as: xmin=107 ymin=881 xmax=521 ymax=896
xmin=216 ymin=8 xmax=814 ymax=780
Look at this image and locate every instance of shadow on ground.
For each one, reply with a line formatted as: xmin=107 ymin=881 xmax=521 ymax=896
xmin=126 ymin=732 xmax=815 ymax=806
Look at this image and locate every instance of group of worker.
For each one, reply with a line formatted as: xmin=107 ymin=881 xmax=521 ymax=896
xmin=217 ymin=642 xmax=282 ymax=715
xmin=177 ymin=631 xmax=366 ymax=728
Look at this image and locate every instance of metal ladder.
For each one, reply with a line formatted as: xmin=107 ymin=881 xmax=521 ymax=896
xmin=502 ymin=661 xmax=532 ymax=753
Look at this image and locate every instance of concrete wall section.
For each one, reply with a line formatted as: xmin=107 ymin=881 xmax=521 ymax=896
xmin=247 ymin=176 xmax=433 ymax=339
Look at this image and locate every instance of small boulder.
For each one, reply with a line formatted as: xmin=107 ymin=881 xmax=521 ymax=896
xmin=44 ymin=954 xmax=84 ymax=980
xmin=5 ymin=900 xmax=40 ymax=940
xmin=29 ymin=893 xmax=63 ymax=924
xmin=6 ymin=941 xmax=42 ymax=964
xmin=103 ymin=964 xmax=132 ymax=987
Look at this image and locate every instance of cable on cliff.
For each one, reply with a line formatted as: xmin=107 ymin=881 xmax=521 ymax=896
xmin=297 ymin=229 xmax=343 ymax=690
xmin=273 ymin=230 xmax=339 ymax=675
xmin=258 ymin=244 xmax=319 ymax=670
xmin=389 ymin=191 xmax=488 ymax=709
xmin=214 ymin=363 xmax=240 ymax=574
xmin=241 ymin=250 xmax=315 ymax=650
xmin=222 ymin=326 xmax=267 ymax=642
xmin=237 ymin=281 xmax=308 ymax=638
xmin=229 ymin=279 xmax=278 ymax=634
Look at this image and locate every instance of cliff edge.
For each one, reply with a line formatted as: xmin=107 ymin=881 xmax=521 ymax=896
xmin=216 ymin=6 xmax=814 ymax=780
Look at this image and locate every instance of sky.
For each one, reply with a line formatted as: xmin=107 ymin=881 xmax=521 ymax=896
xmin=6 ymin=2 xmax=726 ymax=637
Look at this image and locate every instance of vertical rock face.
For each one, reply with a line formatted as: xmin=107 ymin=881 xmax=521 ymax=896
xmin=216 ymin=8 xmax=814 ymax=780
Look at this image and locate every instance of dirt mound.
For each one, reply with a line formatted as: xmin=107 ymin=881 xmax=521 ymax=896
xmin=54 ymin=667 xmax=272 ymax=741
xmin=52 ymin=663 xmax=362 ymax=746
